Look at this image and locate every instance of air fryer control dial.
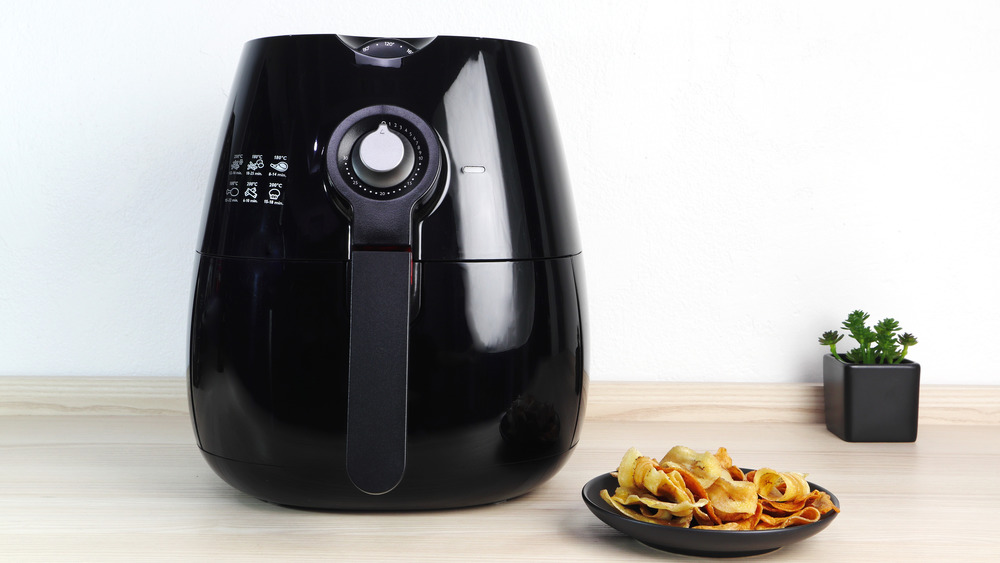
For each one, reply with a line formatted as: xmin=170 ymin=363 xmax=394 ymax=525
xmin=357 ymin=38 xmax=418 ymax=58
xmin=351 ymin=122 xmax=415 ymax=188
xmin=331 ymin=114 xmax=429 ymax=199
xmin=326 ymin=105 xmax=442 ymax=211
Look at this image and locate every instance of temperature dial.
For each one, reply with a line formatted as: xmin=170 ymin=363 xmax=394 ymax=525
xmin=357 ymin=38 xmax=418 ymax=59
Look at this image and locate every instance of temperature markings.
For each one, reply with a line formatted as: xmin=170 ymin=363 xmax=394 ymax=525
xmin=265 ymin=181 xmax=284 ymax=205
xmin=246 ymin=154 xmax=265 ymax=175
xmin=269 ymin=154 xmax=288 ymax=175
xmin=230 ymin=154 xmax=244 ymax=176
xmin=225 ymin=180 xmax=240 ymax=202
xmin=243 ymin=181 xmax=259 ymax=203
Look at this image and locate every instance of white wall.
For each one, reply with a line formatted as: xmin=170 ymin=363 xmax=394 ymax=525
xmin=1 ymin=1 xmax=998 ymax=384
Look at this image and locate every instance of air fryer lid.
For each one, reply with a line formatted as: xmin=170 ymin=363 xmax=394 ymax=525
xmin=197 ymin=34 xmax=581 ymax=262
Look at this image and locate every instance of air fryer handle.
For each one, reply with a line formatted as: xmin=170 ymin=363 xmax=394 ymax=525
xmin=326 ymin=105 xmax=443 ymax=496
xmin=346 ymin=249 xmax=412 ymax=494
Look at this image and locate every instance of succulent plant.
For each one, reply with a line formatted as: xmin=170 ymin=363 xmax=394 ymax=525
xmin=820 ymin=310 xmax=917 ymax=364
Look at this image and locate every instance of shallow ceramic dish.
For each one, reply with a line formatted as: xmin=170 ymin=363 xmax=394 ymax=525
xmin=582 ymin=471 xmax=840 ymax=557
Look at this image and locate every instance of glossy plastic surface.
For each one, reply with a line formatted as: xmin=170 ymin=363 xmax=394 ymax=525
xmin=191 ymin=35 xmax=587 ymax=509
xmin=198 ymin=35 xmax=580 ymax=261
xmin=189 ymin=254 xmax=588 ymax=508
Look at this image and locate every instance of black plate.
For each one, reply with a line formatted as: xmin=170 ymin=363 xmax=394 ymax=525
xmin=582 ymin=471 xmax=839 ymax=557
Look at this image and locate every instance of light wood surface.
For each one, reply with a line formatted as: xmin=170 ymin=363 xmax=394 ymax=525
xmin=1 ymin=378 xmax=998 ymax=560
xmin=4 ymin=377 xmax=999 ymax=424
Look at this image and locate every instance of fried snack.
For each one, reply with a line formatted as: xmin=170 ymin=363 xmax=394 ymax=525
xmin=706 ymin=478 xmax=758 ymax=520
xmin=714 ymin=447 xmax=746 ymax=481
xmin=602 ymin=446 xmax=839 ymax=531
xmin=694 ymin=502 xmax=763 ymax=530
xmin=758 ymin=506 xmax=823 ymax=529
xmin=601 ymin=489 xmax=695 ymax=527
xmin=609 ymin=448 xmax=709 ymax=523
xmin=660 ymin=446 xmax=728 ymax=489
xmin=752 ymin=468 xmax=811 ymax=503
xmin=660 ymin=445 xmax=758 ymax=520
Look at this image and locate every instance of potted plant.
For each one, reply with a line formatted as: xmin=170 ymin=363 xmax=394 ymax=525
xmin=818 ymin=310 xmax=920 ymax=442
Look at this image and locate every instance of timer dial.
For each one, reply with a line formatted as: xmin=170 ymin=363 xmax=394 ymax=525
xmin=325 ymin=104 xmax=444 ymax=242
xmin=329 ymin=110 xmax=433 ymax=200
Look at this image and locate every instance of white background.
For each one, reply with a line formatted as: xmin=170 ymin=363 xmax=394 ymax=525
xmin=1 ymin=1 xmax=998 ymax=384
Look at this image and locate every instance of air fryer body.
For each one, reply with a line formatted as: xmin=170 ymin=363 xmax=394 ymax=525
xmin=189 ymin=35 xmax=587 ymax=509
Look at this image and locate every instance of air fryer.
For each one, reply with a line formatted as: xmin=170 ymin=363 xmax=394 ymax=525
xmin=188 ymin=35 xmax=587 ymax=509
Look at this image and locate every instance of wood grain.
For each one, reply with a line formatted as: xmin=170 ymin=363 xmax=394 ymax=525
xmin=2 ymin=377 xmax=997 ymax=425
xmin=1 ymin=414 xmax=997 ymax=560
xmin=0 ymin=376 xmax=188 ymax=416
xmin=586 ymin=381 xmax=1000 ymax=425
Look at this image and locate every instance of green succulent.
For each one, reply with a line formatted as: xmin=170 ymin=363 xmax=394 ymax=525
xmin=820 ymin=310 xmax=917 ymax=364
xmin=818 ymin=330 xmax=844 ymax=362
xmin=897 ymin=333 xmax=918 ymax=362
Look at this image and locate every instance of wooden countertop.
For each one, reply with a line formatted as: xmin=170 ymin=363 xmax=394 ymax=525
xmin=2 ymin=378 xmax=999 ymax=561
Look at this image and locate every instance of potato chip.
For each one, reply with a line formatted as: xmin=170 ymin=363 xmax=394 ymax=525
xmin=760 ymin=497 xmax=808 ymax=515
xmin=705 ymin=477 xmax=758 ymax=519
xmin=616 ymin=447 xmax=642 ymax=490
xmin=660 ymin=446 xmax=729 ymax=490
xmin=692 ymin=503 xmax=721 ymax=526
xmin=644 ymin=465 xmax=695 ymax=505
xmin=612 ymin=487 xmax=708 ymax=516
xmin=694 ymin=502 xmax=763 ymax=530
xmin=713 ymin=446 xmax=734 ymax=469
xmin=727 ymin=465 xmax=746 ymax=481
xmin=714 ymin=447 xmax=746 ymax=482
xmin=600 ymin=488 xmax=696 ymax=527
xmin=757 ymin=506 xmax=823 ymax=529
xmin=805 ymin=489 xmax=839 ymax=514
xmin=753 ymin=468 xmax=811 ymax=503
xmin=616 ymin=448 xmax=683 ymax=502
xmin=601 ymin=488 xmax=668 ymax=525
xmin=664 ymin=464 xmax=709 ymax=501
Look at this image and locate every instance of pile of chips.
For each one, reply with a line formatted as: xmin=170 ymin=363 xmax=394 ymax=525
xmin=600 ymin=446 xmax=840 ymax=530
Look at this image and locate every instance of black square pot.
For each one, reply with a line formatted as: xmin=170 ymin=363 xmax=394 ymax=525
xmin=822 ymin=354 xmax=920 ymax=442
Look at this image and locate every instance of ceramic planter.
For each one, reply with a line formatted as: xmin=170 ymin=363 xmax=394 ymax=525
xmin=822 ymin=354 xmax=920 ymax=442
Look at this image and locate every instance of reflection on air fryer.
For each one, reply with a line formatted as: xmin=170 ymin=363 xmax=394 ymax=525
xmin=463 ymin=262 xmax=535 ymax=352
xmin=501 ymin=395 xmax=561 ymax=449
xmin=442 ymin=51 xmax=517 ymax=259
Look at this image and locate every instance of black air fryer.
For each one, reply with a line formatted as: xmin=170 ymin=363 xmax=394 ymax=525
xmin=188 ymin=35 xmax=587 ymax=509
